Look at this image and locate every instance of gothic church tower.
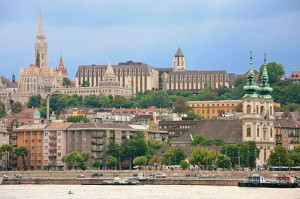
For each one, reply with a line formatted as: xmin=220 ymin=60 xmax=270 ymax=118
xmin=242 ymin=52 xmax=275 ymax=167
xmin=35 ymin=12 xmax=48 ymax=68
xmin=173 ymin=47 xmax=186 ymax=71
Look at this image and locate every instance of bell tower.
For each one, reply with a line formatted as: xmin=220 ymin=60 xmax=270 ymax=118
xmin=35 ymin=11 xmax=48 ymax=68
xmin=173 ymin=47 xmax=186 ymax=71
xmin=242 ymin=51 xmax=275 ymax=167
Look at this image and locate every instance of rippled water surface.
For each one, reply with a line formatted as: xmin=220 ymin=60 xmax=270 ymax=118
xmin=0 ymin=185 xmax=299 ymax=199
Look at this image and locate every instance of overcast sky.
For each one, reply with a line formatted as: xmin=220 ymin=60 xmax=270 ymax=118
xmin=0 ymin=0 xmax=299 ymax=80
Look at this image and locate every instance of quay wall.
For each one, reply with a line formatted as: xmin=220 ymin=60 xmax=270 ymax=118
xmin=1 ymin=170 xmax=299 ymax=179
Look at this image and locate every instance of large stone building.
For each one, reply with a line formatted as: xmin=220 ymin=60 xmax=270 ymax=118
xmin=54 ymin=62 xmax=133 ymax=98
xmin=75 ymin=61 xmax=159 ymax=95
xmin=159 ymin=47 xmax=232 ymax=92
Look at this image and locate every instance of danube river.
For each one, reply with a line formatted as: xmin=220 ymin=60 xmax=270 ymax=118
xmin=0 ymin=185 xmax=299 ymax=199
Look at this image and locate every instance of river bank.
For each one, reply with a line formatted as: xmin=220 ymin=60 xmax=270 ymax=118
xmin=1 ymin=170 xmax=299 ymax=186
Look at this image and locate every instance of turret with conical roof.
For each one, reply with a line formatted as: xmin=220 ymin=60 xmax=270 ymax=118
xmin=173 ymin=47 xmax=186 ymax=71
xmin=243 ymin=51 xmax=260 ymax=98
xmin=258 ymin=53 xmax=273 ymax=99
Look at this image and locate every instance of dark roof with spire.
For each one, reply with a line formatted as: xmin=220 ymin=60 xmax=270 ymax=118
xmin=174 ymin=47 xmax=184 ymax=57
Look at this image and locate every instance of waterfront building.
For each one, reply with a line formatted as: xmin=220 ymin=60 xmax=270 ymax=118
xmin=158 ymin=47 xmax=233 ymax=93
xmin=274 ymin=111 xmax=300 ymax=150
xmin=43 ymin=123 xmax=71 ymax=170
xmin=289 ymin=71 xmax=300 ymax=84
xmin=13 ymin=124 xmax=47 ymax=170
xmin=159 ymin=120 xmax=200 ymax=140
xmin=186 ymin=100 xmax=242 ymax=119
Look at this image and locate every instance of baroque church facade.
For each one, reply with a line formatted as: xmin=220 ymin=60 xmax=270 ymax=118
xmin=242 ymin=52 xmax=275 ymax=166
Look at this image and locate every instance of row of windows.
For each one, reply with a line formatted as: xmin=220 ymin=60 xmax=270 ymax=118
xmin=194 ymin=109 xmax=232 ymax=114
xmin=24 ymin=132 xmax=43 ymax=136
xmin=190 ymin=103 xmax=235 ymax=107
xmin=246 ymin=105 xmax=273 ymax=115
xmin=246 ymin=128 xmax=273 ymax=138
xmin=24 ymin=139 xmax=42 ymax=143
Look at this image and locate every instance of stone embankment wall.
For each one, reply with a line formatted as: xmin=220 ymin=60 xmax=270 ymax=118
xmin=1 ymin=170 xmax=299 ymax=179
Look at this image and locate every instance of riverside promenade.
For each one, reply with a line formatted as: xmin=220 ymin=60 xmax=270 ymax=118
xmin=1 ymin=170 xmax=299 ymax=186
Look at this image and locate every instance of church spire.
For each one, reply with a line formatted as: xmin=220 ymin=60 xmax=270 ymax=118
xmin=38 ymin=11 xmax=44 ymax=35
xmin=243 ymin=51 xmax=259 ymax=98
xmin=173 ymin=46 xmax=186 ymax=71
xmin=259 ymin=52 xmax=273 ymax=99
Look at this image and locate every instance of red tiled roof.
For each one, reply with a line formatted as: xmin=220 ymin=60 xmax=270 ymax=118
xmin=45 ymin=122 xmax=72 ymax=130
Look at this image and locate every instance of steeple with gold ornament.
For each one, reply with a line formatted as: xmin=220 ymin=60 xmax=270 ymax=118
xmin=35 ymin=11 xmax=48 ymax=68
xmin=243 ymin=51 xmax=260 ymax=98
xmin=258 ymin=53 xmax=273 ymax=99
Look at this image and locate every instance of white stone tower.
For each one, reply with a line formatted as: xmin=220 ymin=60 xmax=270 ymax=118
xmin=242 ymin=52 xmax=275 ymax=167
xmin=173 ymin=47 xmax=186 ymax=71
xmin=35 ymin=11 xmax=48 ymax=68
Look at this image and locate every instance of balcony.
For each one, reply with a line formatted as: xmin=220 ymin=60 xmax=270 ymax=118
xmin=49 ymin=135 xmax=57 ymax=139
xmin=92 ymin=141 xmax=103 ymax=145
xmin=49 ymin=142 xmax=57 ymax=146
xmin=288 ymin=133 xmax=299 ymax=137
xmin=49 ymin=149 xmax=57 ymax=153
xmin=92 ymin=148 xmax=102 ymax=152
xmin=49 ymin=153 xmax=57 ymax=157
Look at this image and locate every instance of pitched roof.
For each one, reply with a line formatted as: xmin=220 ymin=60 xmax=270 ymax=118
xmin=68 ymin=123 xmax=132 ymax=130
xmin=7 ymin=80 xmax=18 ymax=88
xmin=172 ymin=119 xmax=243 ymax=144
xmin=274 ymin=119 xmax=299 ymax=129
xmin=174 ymin=47 xmax=184 ymax=57
xmin=44 ymin=122 xmax=72 ymax=130
xmin=13 ymin=123 xmax=48 ymax=132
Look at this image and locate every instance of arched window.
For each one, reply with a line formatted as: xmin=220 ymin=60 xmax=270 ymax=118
xmin=257 ymin=128 xmax=259 ymax=137
xmin=260 ymin=106 xmax=264 ymax=114
xmin=256 ymin=105 xmax=258 ymax=113
xmin=270 ymin=128 xmax=273 ymax=138
xmin=246 ymin=105 xmax=251 ymax=114
xmin=270 ymin=106 xmax=273 ymax=115
xmin=246 ymin=128 xmax=251 ymax=137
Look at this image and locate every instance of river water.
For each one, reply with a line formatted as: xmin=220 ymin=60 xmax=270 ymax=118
xmin=0 ymin=185 xmax=299 ymax=199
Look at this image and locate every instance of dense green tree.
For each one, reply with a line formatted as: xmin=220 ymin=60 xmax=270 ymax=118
xmin=81 ymin=80 xmax=90 ymax=87
xmin=148 ymin=140 xmax=164 ymax=150
xmin=173 ymin=96 xmax=188 ymax=113
xmin=106 ymin=155 xmax=117 ymax=169
xmin=99 ymin=95 xmax=111 ymax=107
xmin=62 ymin=77 xmax=72 ymax=87
xmin=259 ymin=62 xmax=285 ymax=85
xmin=162 ymin=147 xmax=186 ymax=165
xmin=84 ymin=95 xmax=101 ymax=108
xmin=191 ymin=134 xmax=206 ymax=146
xmin=151 ymin=90 xmax=171 ymax=108
xmin=216 ymin=154 xmax=231 ymax=169
xmin=148 ymin=155 xmax=162 ymax=165
xmin=204 ymin=91 xmax=218 ymax=100
xmin=14 ymin=146 xmax=29 ymax=170
xmin=112 ymin=95 xmax=132 ymax=108
xmin=67 ymin=115 xmax=89 ymax=123
xmin=61 ymin=151 xmax=90 ymax=170
xmin=133 ymin=156 xmax=147 ymax=166
xmin=0 ymin=101 xmax=6 ymax=117
xmin=268 ymin=146 xmax=293 ymax=166
xmin=290 ymin=146 xmax=300 ymax=166
xmin=180 ymin=160 xmax=189 ymax=169
xmin=248 ymin=141 xmax=260 ymax=170
xmin=234 ymin=76 xmax=247 ymax=88
xmin=0 ymin=144 xmax=13 ymax=170
xmin=124 ymin=131 xmax=147 ymax=159
xmin=107 ymin=141 xmax=124 ymax=161
xmin=27 ymin=95 xmax=42 ymax=108
xmin=188 ymin=147 xmax=218 ymax=169
xmin=92 ymin=159 xmax=101 ymax=170
xmin=12 ymin=102 xmax=23 ymax=113
xmin=187 ymin=112 xmax=202 ymax=120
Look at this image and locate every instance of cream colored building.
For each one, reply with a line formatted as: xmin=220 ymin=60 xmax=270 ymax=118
xmin=75 ymin=60 xmax=159 ymax=95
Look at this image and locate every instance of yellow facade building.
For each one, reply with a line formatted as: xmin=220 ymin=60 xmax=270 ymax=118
xmin=186 ymin=100 xmax=242 ymax=119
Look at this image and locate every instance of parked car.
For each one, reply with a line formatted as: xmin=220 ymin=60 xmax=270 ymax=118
xmin=91 ymin=173 xmax=103 ymax=177
xmin=186 ymin=174 xmax=190 ymax=177
xmin=113 ymin=172 xmax=118 ymax=177
xmin=155 ymin=173 xmax=167 ymax=178
xmin=14 ymin=174 xmax=22 ymax=179
xmin=191 ymin=173 xmax=197 ymax=177
xmin=149 ymin=174 xmax=155 ymax=178
xmin=76 ymin=174 xmax=85 ymax=178
xmin=133 ymin=173 xmax=138 ymax=177
xmin=207 ymin=174 xmax=216 ymax=178
xmin=1 ymin=175 xmax=8 ymax=181
xmin=173 ymin=173 xmax=179 ymax=177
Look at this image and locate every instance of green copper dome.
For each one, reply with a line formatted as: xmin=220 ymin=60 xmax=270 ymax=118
xmin=259 ymin=53 xmax=273 ymax=99
xmin=243 ymin=51 xmax=260 ymax=98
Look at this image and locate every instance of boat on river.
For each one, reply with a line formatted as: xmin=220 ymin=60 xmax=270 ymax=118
xmin=102 ymin=177 xmax=139 ymax=185
xmin=238 ymin=174 xmax=298 ymax=188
